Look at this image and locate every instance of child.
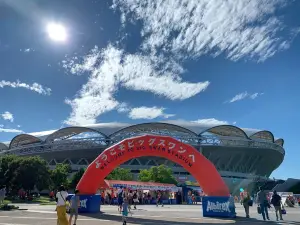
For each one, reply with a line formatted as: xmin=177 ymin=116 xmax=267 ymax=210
xmin=122 ymin=198 xmax=129 ymax=225
xmin=69 ymin=190 xmax=80 ymax=225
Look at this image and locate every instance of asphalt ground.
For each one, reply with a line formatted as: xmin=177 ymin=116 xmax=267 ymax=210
xmin=0 ymin=204 xmax=299 ymax=225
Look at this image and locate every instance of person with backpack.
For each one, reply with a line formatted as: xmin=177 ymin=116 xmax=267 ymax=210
xmin=118 ymin=187 xmax=124 ymax=213
xmin=132 ymin=191 xmax=139 ymax=210
xmin=69 ymin=189 xmax=80 ymax=225
xmin=242 ymin=192 xmax=251 ymax=218
xmin=271 ymin=190 xmax=283 ymax=221
xmin=56 ymin=185 xmax=69 ymax=225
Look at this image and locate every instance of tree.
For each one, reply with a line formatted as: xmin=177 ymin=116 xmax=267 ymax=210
xmin=106 ymin=167 xmax=133 ymax=181
xmin=69 ymin=168 xmax=85 ymax=189
xmin=0 ymin=155 xmax=18 ymax=188
xmin=9 ymin=156 xmax=50 ymax=193
xmin=185 ymin=181 xmax=199 ymax=186
xmin=138 ymin=165 xmax=178 ymax=185
xmin=50 ymin=164 xmax=71 ymax=190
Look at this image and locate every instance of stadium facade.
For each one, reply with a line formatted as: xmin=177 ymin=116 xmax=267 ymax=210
xmin=0 ymin=122 xmax=285 ymax=194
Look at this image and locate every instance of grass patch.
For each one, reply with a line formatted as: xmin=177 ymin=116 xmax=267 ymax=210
xmin=4 ymin=196 xmax=56 ymax=205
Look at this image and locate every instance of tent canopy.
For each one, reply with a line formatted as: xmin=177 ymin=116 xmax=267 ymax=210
xmin=102 ymin=179 xmax=181 ymax=192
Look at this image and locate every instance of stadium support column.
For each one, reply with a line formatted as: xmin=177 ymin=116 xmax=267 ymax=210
xmin=199 ymin=146 xmax=203 ymax=154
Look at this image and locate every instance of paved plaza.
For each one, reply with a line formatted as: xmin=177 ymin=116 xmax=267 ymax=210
xmin=0 ymin=204 xmax=299 ymax=225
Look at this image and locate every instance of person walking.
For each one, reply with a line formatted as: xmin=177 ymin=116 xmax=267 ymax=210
xmin=256 ymin=187 xmax=270 ymax=221
xmin=271 ymin=190 xmax=283 ymax=221
xmin=117 ymin=187 xmax=124 ymax=213
xmin=132 ymin=191 xmax=139 ymax=210
xmin=56 ymin=185 xmax=69 ymax=225
xmin=242 ymin=192 xmax=251 ymax=218
xmin=69 ymin=189 xmax=80 ymax=225
xmin=156 ymin=191 xmax=163 ymax=207
xmin=122 ymin=197 xmax=129 ymax=225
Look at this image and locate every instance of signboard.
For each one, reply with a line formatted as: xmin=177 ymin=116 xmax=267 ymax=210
xmin=111 ymin=183 xmax=181 ymax=192
xmin=202 ymin=196 xmax=236 ymax=218
xmin=77 ymin=134 xmax=230 ymax=197
xmin=67 ymin=194 xmax=101 ymax=213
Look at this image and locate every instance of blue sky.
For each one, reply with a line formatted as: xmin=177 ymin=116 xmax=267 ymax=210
xmin=0 ymin=0 xmax=299 ymax=179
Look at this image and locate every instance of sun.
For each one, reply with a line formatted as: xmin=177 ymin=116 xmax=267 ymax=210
xmin=46 ymin=23 xmax=67 ymax=42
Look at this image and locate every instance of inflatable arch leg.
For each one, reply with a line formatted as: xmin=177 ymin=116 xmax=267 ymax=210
xmin=76 ymin=135 xmax=235 ymax=217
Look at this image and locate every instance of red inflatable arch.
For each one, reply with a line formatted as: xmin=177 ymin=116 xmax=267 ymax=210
xmin=77 ymin=135 xmax=230 ymax=197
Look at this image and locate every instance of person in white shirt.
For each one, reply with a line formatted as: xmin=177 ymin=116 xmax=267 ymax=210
xmin=56 ymin=185 xmax=69 ymax=225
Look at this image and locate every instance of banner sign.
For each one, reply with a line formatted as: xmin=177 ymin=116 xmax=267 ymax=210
xmin=111 ymin=183 xmax=181 ymax=192
xmin=202 ymin=196 xmax=236 ymax=218
xmin=67 ymin=194 xmax=101 ymax=213
xmin=77 ymin=135 xmax=230 ymax=197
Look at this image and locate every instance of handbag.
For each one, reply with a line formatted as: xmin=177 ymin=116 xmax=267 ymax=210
xmin=281 ymin=207 xmax=286 ymax=215
xmin=257 ymin=206 xmax=262 ymax=214
xmin=248 ymin=200 xmax=253 ymax=206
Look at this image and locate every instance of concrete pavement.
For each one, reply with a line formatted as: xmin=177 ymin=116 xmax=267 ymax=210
xmin=0 ymin=204 xmax=299 ymax=224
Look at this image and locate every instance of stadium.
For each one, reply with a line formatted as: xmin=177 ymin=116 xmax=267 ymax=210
xmin=0 ymin=122 xmax=285 ymax=194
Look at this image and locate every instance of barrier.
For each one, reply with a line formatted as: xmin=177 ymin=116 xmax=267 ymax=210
xmin=202 ymin=196 xmax=236 ymax=218
xmin=67 ymin=194 xmax=101 ymax=213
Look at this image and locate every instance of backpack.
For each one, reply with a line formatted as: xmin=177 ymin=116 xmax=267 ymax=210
xmin=118 ymin=190 xmax=123 ymax=198
xmin=133 ymin=193 xmax=137 ymax=199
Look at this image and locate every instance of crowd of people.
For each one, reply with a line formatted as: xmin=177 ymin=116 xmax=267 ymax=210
xmin=240 ymin=187 xmax=287 ymax=221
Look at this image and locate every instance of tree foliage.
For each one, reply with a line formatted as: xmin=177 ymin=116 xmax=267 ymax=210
xmin=0 ymin=155 xmax=50 ymax=192
xmin=106 ymin=167 xmax=133 ymax=181
xmin=69 ymin=168 xmax=85 ymax=189
xmin=185 ymin=181 xmax=199 ymax=186
xmin=0 ymin=155 xmax=18 ymax=188
xmin=49 ymin=163 xmax=71 ymax=190
xmin=138 ymin=165 xmax=178 ymax=185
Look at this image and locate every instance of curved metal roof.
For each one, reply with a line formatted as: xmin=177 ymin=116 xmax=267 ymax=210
xmin=0 ymin=142 xmax=8 ymax=151
xmin=45 ymin=126 xmax=108 ymax=143
xmin=249 ymin=131 xmax=275 ymax=142
xmin=9 ymin=134 xmax=42 ymax=149
xmin=275 ymin=138 xmax=284 ymax=147
xmin=199 ymin=125 xmax=249 ymax=139
xmin=109 ymin=122 xmax=198 ymax=139
xmin=4 ymin=122 xmax=284 ymax=148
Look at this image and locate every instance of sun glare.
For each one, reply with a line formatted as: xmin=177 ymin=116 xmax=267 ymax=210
xmin=46 ymin=23 xmax=67 ymax=42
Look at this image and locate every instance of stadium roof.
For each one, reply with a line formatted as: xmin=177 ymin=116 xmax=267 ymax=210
xmin=4 ymin=121 xmax=284 ymax=149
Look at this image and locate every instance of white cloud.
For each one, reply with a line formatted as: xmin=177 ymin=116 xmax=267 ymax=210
xmin=117 ymin=102 xmax=131 ymax=113
xmin=128 ymin=106 xmax=175 ymax=120
xmin=191 ymin=118 xmax=229 ymax=126
xmin=20 ymin=48 xmax=34 ymax=53
xmin=63 ymin=45 xmax=209 ymax=125
xmin=0 ymin=80 xmax=51 ymax=95
xmin=1 ymin=111 xmax=14 ymax=122
xmin=250 ymin=92 xmax=264 ymax=99
xmin=227 ymin=91 xmax=264 ymax=103
xmin=229 ymin=91 xmax=249 ymax=103
xmin=0 ymin=127 xmax=23 ymax=133
xmin=113 ymin=0 xmax=297 ymax=62
xmin=17 ymin=125 xmax=21 ymax=128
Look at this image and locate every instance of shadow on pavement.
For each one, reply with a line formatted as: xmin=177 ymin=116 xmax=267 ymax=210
xmin=83 ymin=212 xmax=285 ymax=224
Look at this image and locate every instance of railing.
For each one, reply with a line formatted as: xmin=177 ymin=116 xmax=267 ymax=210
xmin=0 ymin=134 xmax=285 ymax=156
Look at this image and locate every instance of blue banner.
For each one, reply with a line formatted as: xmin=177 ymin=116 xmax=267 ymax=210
xmin=67 ymin=194 xmax=101 ymax=213
xmin=202 ymin=196 xmax=236 ymax=218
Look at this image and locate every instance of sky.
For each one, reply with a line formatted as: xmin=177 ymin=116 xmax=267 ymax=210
xmin=0 ymin=0 xmax=299 ymax=179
